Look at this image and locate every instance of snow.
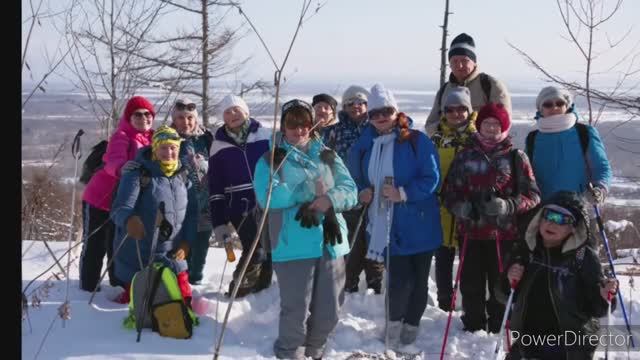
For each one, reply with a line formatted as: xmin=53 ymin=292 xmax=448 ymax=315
xmin=607 ymin=220 xmax=635 ymax=233
xmin=21 ymin=241 xmax=640 ymax=359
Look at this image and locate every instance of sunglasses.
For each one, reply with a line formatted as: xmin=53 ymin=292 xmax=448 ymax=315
xmin=154 ymin=132 xmax=182 ymax=142
xmin=445 ymin=106 xmax=469 ymax=114
xmin=368 ymin=107 xmax=395 ymax=119
xmin=542 ymin=100 xmax=567 ymax=109
xmin=133 ymin=111 xmax=153 ymax=119
xmin=175 ymin=102 xmax=197 ymax=111
xmin=346 ymin=99 xmax=367 ymax=107
xmin=542 ymin=208 xmax=575 ymax=226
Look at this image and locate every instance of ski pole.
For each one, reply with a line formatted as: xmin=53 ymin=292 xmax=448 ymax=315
xmin=440 ymin=228 xmax=469 ymax=360
xmin=593 ymin=203 xmax=635 ymax=347
xmin=383 ymin=176 xmax=393 ymax=355
xmin=494 ymin=280 xmax=517 ymax=359
xmin=606 ymin=291 xmax=613 ymax=360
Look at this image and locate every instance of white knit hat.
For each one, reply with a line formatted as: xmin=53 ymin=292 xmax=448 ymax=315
xmin=536 ymin=86 xmax=573 ymax=112
xmin=217 ymin=95 xmax=250 ymax=119
xmin=341 ymin=85 xmax=370 ymax=108
xmin=367 ymin=83 xmax=398 ymax=112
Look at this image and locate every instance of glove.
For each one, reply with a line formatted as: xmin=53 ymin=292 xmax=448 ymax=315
xmin=587 ymin=186 xmax=606 ymax=205
xmin=480 ymin=197 xmax=514 ymax=217
xmin=451 ymin=201 xmax=479 ymax=221
xmin=214 ymin=224 xmax=233 ymax=243
xmin=272 ymin=147 xmax=287 ymax=169
xmin=322 ymin=207 xmax=342 ymax=246
xmin=126 ymin=215 xmax=145 ymax=240
xmin=295 ymin=202 xmax=319 ymax=228
xmin=174 ymin=242 xmax=190 ymax=260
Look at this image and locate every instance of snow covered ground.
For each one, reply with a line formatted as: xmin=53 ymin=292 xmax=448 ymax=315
xmin=21 ymin=241 xmax=640 ymax=359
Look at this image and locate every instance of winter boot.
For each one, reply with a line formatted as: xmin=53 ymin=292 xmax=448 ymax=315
xmin=252 ymin=258 xmax=272 ymax=294
xmin=383 ymin=321 xmax=403 ymax=350
xmin=177 ymin=271 xmax=193 ymax=308
xmin=400 ymin=323 xmax=420 ymax=345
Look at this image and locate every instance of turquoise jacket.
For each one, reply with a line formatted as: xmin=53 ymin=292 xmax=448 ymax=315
xmin=253 ymin=136 xmax=358 ymax=262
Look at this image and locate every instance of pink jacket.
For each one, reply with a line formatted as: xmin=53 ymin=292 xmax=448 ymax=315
xmin=82 ymin=116 xmax=154 ymax=211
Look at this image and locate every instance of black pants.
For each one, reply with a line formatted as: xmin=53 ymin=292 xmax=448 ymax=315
xmin=79 ymin=201 xmax=119 ymax=291
xmin=343 ymin=208 xmax=384 ymax=292
xmin=435 ymin=245 xmax=456 ymax=310
xmin=460 ymin=239 xmax=512 ymax=333
xmin=231 ymin=211 xmax=272 ymax=291
xmin=388 ymin=251 xmax=434 ymax=326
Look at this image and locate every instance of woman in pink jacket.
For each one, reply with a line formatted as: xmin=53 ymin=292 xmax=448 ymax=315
xmin=80 ymin=96 xmax=155 ymax=292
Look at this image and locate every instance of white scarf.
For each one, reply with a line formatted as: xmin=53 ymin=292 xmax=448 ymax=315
xmin=366 ymin=132 xmax=396 ymax=262
xmin=537 ymin=113 xmax=577 ymax=133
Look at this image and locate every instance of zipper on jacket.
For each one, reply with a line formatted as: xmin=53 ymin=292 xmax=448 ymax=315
xmin=545 ymin=247 xmax=568 ymax=360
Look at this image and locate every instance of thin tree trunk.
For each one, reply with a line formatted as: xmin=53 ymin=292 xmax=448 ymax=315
xmin=201 ymin=0 xmax=210 ymax=128
xmin=439 ymin=0 xmax=451 ymax=87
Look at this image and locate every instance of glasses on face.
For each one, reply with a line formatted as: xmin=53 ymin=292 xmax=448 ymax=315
xmin=368 ymin=107 xmax=395 ymax=119
xmin=284 ymin=118 xmax=312 ymax=130
xmin=175 ymin=102 xmax=197 ymax=111
xmin=133 ymin=111 xmax=153 ymax=119
xmin=346 ymin=99 xmax=367 ymax=107
xmin=542 ymin=100 xmax=567 ymax=109
xmin=542 ymin=208 xmax=575 ymax=226
xmin=445 ymin=106 xmax=468 ymax=114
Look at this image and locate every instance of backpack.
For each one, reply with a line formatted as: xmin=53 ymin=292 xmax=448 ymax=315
xmin=79 ymin=140 xmax=109 ymax=185
xmin=123 ymin=263 xmax=197 ymax=339
xmin=525 ymin=122 xmax=590 ymax=161
xmin=436 ymin=72 xmax=492 ymax=117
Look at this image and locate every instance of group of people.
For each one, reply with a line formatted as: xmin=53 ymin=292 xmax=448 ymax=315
xmin=77 ymin=32 xmax=619 ymax=360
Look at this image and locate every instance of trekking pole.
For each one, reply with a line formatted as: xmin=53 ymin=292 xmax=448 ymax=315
xmin=440 ymin=227 xmax=469 ymax=360
xmin=383 ymin=176 xmax=393 ymax=355
xmin=137 ymin=202 xmax=172 ymax=343
xmin=593 ymin=202 xmax=635 ymax=348
xmin=494 ymin=280 xmax=517 ymax=359
xmin=606 ymin=291 xmax=613 ymax=360
xmin=62 ymin=129 xmax=84 ymax=328
xmin=349 ymin=203 xmax=369 ymax=251
xmin=88 ymin=233 xmax=129 ymax=305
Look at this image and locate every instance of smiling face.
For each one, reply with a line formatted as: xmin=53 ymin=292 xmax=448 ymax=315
xmin=283 ymin=107 xmax=313 ymax=147
xmin=540 ymin=98 xmax=569 ymax=117
xmin=155 ymin=142 xmax=179 ymax=162
xmin=313 ymin=101 xmax=334 ymax=127
xmin=223 ymin=106 xmax=248 ymax=131
xmin=369 ymin=107 xmax=397 ymax=134
xmin=444 ymin=105 xmax=470 ymax=128
xmin=130 ymin=108 xmax=154 ymax=131
xmin=172 ymin=110 xmax=198 ymax=135
xmin=479 ymin=117 xmax=502 ymax=141
xmin=344 ymin=98 xmax=368 ymax=121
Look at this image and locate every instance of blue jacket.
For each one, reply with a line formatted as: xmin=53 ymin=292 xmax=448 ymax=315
xmin=348 ymin=125 xmax=443 ymax=256
xmin=111 ymin=147 xmax=190 ymax=284
xmin=253 ymin=136 xmax=358 ymax=262
xmin=528 ymin=124 xmax=612 ymax=201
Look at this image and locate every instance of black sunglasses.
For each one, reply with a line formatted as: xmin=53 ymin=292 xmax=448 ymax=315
xmin=175 ymin=102 xmax=197 ymax=111
xmin=542 ymin=100 xmax=567 ymax=109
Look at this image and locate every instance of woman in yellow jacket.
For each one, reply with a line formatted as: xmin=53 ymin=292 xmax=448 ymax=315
xmin=431 ymin=86 xmax=477 ymax=311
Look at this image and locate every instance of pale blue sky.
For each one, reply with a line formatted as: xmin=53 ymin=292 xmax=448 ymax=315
xmin=22 ymin=0 xmax=639 ymax=90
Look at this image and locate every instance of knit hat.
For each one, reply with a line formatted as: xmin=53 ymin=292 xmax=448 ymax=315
xmin=367 ymin=83 xmax=398 ymax=112
xmin=536 ymin=86 xmax=573 ymax=112
xmin=442 ymin=86 xmax=472 ymax=113
xmin=476 ymin=103 xmax=510 ymax=132
xmin=312 ymin=93 xmax=338 ymax=113
xmin=448 ymin=33 xmax=477 ymax=63
xmin=217 ymin=94 xmax=250 ymax=120
xmin=123 ymin=96 xmax=156 ymax=122
xmin=341 ymin=85 xmax=370 ymax=108
xmin=280 ymin=99 xmax=315 ymax=130
xmin=152 ymin=125 xmax=182 ymax=154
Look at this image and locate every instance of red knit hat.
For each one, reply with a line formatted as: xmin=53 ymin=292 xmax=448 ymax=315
xmin=476 ymin=103 xmax=510 ymax=132
xmin=123 ymin=96 xmax=156 ymax=122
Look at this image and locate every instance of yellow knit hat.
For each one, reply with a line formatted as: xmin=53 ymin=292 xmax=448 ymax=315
xmin=152 ymin=125 xmax=182 ymax=176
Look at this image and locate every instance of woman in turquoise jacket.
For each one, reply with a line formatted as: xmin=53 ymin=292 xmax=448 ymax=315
xmin=348 ymin=84 xmax=442 ymax=350
xmin=253 ymin=99 xmax=357 ymax=360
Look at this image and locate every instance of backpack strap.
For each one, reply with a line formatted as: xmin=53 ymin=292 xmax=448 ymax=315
xmin=575 ymin=122 xmax=590 ymax=156
xmin=479 ymin=72 xmax=492 ymax=102
xmin=525 ymin=130 xmax=538 ymax=160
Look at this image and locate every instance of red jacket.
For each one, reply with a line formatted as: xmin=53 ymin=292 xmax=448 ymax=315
xmin=442 ymin=135 xmax=541 ymax=241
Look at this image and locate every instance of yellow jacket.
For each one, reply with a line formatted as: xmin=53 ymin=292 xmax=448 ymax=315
xmin=431 ymin=113 xmax=477 ymax=248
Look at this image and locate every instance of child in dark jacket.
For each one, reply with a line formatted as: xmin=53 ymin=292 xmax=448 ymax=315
xmin=503 ymin=191 xmax=618 ymax=360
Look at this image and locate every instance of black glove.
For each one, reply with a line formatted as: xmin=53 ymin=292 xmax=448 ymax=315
xmin=295 ymin=202 xmax=319 ymax=228
xmin=322 ymin=207 xmax=342 ymax=246
xmin=272 ymin=147 xmax=287 ymax=168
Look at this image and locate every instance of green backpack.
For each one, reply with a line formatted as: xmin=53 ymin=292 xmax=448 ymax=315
xmin=123 ymin=263 xmax=198 ymax=339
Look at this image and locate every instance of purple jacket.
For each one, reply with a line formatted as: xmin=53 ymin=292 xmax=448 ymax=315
xmin=208 ymin=119 xmax=270 ymax=228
